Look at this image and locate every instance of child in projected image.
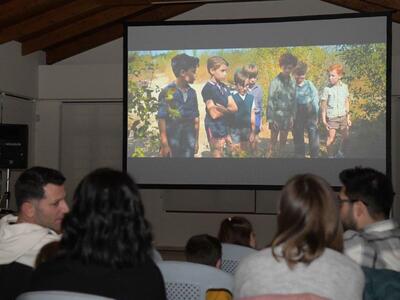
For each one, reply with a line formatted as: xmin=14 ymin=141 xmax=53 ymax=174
xmin=157 ymin=53 xmax=200 ymax=157
xmin=292 ymin=62 xmax=320 ymax=158
xmin=242 ymin=64 xmax=263 ymax=155
xmin=230 ymin=69 xmax=256 ymax=157
xmin=321 ymin=64 xmax=351 ymax=158
xmin=266 ymin=53 xmax=297 ymax=158
xmin=202 ymin=56 xmax=238 ymax=158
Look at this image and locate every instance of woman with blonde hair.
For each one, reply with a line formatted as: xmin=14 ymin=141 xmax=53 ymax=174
xmin=234 ymin=174 xmax=364 ymax=300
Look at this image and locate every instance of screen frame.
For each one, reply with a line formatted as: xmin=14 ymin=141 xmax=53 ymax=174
xmin=123 ymin=11 xmax=392 ymax=190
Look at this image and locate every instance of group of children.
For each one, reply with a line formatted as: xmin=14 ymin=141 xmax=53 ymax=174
xmin=157 ymin=52 xmax=351 ymax=158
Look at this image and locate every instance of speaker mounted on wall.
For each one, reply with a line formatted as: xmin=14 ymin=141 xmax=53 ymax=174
xmin=0 ymin=124 xmax=28 ymax=169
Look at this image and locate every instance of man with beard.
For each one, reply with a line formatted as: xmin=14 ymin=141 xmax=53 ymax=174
xmin=338 ymin=167 xmax=400 ymax=271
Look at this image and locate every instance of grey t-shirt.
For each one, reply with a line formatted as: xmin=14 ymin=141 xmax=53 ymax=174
xmin=234 ymin=247 xmax=364 ymax=300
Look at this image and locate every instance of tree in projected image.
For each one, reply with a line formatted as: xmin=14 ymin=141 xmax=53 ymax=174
xmin=127 ymin=53 xmax=160 ymax=157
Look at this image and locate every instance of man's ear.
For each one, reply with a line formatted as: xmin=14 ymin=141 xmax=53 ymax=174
xmin=20 ymin=201 xmax=35 ymax=218
xmin=353 ymin=200 xmax=367 ymax=218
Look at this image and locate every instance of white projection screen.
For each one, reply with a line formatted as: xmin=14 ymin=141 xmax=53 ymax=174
xmin=123 ymin=13 xmax=391 ymax=187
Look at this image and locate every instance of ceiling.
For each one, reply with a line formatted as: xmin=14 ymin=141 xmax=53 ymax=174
xmin=0 ymin=0 xmax=398 ymax=64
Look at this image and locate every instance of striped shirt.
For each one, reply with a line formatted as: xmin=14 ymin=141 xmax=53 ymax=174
xmin=343 ymin=219 xmax=400 ymax=271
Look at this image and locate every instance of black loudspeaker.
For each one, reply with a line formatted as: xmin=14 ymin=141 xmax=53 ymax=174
xmin=0 ymin=124 xmax=28 ymax=169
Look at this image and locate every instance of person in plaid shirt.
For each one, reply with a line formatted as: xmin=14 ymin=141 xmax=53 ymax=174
xmin=338 ymin=167 xmax=400 ymax=271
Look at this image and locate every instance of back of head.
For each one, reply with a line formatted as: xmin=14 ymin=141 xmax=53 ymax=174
xmin=185 ymin=234 xmax=221 ymax=267
xmin=15 ymin=166 xmax=65 ymax=211
xmin=171 ymin=53 xmax=199 ymax=77
xmin=60 ymin=168 xmax=152 ymax=268
xmin=339 ymin=167 xmax=394 ymax=219
xmin=218 ymin=216 xmax=253 ymax=247
xmin=272 ymin=174 xmax=343 ymax=269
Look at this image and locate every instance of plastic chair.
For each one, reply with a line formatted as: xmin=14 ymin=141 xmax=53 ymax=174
xmin=238 ymin=294 xmax=329 ymax=300
xmin=221 ymin=243 xmax=257 ymax=274
xmin=17 ymin=291 xmax=114 ymax=300
xmin=157 ymin=261 xmax=234 ymax=300
xmin=363 ymin=267 xmax=400 ymax=300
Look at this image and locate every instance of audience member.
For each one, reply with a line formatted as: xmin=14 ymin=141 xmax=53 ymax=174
xmin=234 ymin=174 xmax=364 ymax=300
xmin=28 ymin=168 xmax=166 ymax=300
xmin=185 ymin=234 xmax=232 ymax=300
xmin=218 ymin=216 xmax=256 ymax=248
xmin=0 ymin=167 xmax=68 ymax=300
xmin=338 ymin=167 xmax=399 ymax=271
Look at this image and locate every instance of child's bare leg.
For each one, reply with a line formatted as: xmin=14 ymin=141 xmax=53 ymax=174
xmin=231 ymin=143 xmax=241 ymax=157
xmin=241 ymin=141 xmax=251 ymax=155
xmin=267 ymin=129 xmax=279 ymax=157
xmin=278 ymin=130 xmax=289 ymax=155
xmin=326 ymin=128 xmax=336 ymax=157
xmin=211 ymin=139 xmax=224 ymax=158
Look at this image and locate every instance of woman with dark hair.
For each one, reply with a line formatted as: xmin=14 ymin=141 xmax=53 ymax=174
xmin=29 ymin=168 xmax=166 ymax=300
xmin=218 ymin=216 xmax=256 ymax=248
xmin=234 ymin=174 xmax=364 ymax=300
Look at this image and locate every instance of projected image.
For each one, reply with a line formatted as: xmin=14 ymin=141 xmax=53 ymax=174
xmin=127 ymin=44 xmax=386 ymax=159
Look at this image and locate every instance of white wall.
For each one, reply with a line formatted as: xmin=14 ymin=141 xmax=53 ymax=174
xmin=35 ymin=0 xmax=400 ymax=247
xmin=0 ymin=41 xmax=44 ymax=98
xmin=0 ymin=42 xmax=44 ymax=210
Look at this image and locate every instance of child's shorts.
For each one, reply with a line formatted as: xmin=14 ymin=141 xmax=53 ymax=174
xmin=206 ymin=125 xmax=231 ymax=150
xmin=327 ymin=115 xmax=347 ymax=130
xmin=230 ymin=127 xmax=251 ymax=144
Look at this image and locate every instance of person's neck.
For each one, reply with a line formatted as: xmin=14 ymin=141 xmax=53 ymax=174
xmin=16 ymin=214 xmax=36 ymax=225
xmin=176 ymin=78 xmax=189 ymax=90
xmin=358 ymin=215 xmax=385 ymax=230
xmin=210 ymin=77 xmax=221 ymax=84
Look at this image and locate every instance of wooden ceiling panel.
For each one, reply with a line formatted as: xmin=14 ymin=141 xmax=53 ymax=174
xmin=0 ymin=0 xmax=397 ymax=63
xmin=322 ymin=0 xmax=400 ymax=22
xmin=45 ymin=3 xmax=202 ymax=64
xmin=365 ymin=0 xmax=400 ymax=11
xmin=0 ymin=0 xmax=69 ymax=27
xmin=0 ymin=0 xmax=109 ymax=44
xmin=22 ymin=4 xmax=150 ymax=55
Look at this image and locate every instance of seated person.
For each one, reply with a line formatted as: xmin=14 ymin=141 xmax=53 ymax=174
xmin=338 ymin=167 xmax=400 ymax=271
xmin=28 ymin=168 xmax=166 ymax=300
xmin=0 ymin=167 xmax=68 ymax=300
xmin=185 ymin=234 xmax=232 ymax=300
xmin=234 ymin=174 xmax=364 ymax=300
xmin=218 ymin=216 xmax=256 ymax=248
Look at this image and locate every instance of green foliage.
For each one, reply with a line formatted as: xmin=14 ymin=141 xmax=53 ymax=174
xmin=338 ymin=44 xmax=386 ymax=121
xmin=127 ymin=52 xmax=161 ymax=155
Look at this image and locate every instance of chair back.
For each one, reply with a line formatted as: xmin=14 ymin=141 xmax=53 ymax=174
xmin=157 ymin=261 xmax=233 ymax=300
xmin=363 ymin=267 xmax=400 ymax=300
xmin=221 ymin=243 xmax=257 ymax=274
xmin=238 ymin=294 xmax=328 ymax=300
xmin=17 ymin=291 xmax=114 ymax=300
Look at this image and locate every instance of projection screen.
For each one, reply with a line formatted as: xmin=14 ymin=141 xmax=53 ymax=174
xmin=124 ymin=13 xmax=390 ymax=187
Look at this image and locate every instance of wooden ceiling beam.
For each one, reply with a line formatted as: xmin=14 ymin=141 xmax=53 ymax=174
xmin=45 ymin=3 xmax=202 ymax=64
xmin=0 ymin=0 xmax=69 ymax=27
xmin=22 ymin=5 xmax=150 ymax=55
xmin=322 ymin=0 xmax=400 ymax=22
xmin=0 ymin=0 xmax=110 ymax=44
xmin=365 ymin=0 xmax=400 ymax=11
